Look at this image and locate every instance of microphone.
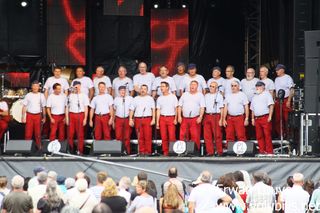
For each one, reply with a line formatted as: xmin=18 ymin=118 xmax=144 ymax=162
xmin=189 ymin=111 xmax=192 ymax=118
xmin=278 ymin=89 xmax=285 ymax=100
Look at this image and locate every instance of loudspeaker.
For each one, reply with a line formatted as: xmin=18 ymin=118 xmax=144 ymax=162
xmin=92 ymin=140 xmax=123 ymax=155
xmin=169 ymin=141 xmax=197 ymax=156
xmin=227 ymin=141 xmax=256 ymax=156
xmin=304 ymin=85 xmax=320 ymax=113
xmin=5 ymin=140 xmax=34 ymax=154
xmin=305 ymin=30 xmax=320 ymax=58
xmin=303 ymin=114 xmax=320 ymax=154
xmin=42 ymin=140 xmax=68 ymax=154
xmin=304 ymin=58 xmax=319 ymax=86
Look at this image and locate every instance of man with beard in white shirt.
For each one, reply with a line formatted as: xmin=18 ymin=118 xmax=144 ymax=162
xmin=46 ymin=83 xmax=68 ymax=142
xmin=113 ymin=86 xmax=134 ymax=154
xmin=203 ymin=81 xmax=224 ymax=156
xmin=152 ymin=65 xmax=177 ymax=98
xmin=173 ymin=62 xmax=187 ymax=98
xmin=207 ymin=66 xmax=226 ymax=95
xmin=43 ymin=66 xmax=69 ymax=98
xmin=180 ymin=63 xmax=207 ymax=95
xmin=178 ymin=80 xmax=205 ymax=150
xmin=112 ymin=65 xmax=134 ymax=97
xmin=93 ymin=66 xmax=112 ymax=96
xmin=259 ymin=65 xmax=275 ymax=98
xmin=156 ymin=82 xmax=178 ymax=156
xmin=71 ymin=66 xmax=94 ymax=100
xmin=89 ymin=82 xmax=114 ymax=140
xmin=224 ymin=65 xmax=241 ymax=95
xmin=133 ymin=62 xmax=155 ymax=95
xmin=129 ymin=85 xmax=155 ymax=155
xmin=250 ymin=81 xmax=274 ymax=154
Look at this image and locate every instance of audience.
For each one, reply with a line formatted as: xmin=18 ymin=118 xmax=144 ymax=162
xmin=28 ymin=171 xmax=48 ymax=212
xmin=159 ymin=183 xmax=184 ymax=213
xmin=89 ymin=171 xmax=107 ymax=201
xmin=118 ymin=176 xmax=132 ymax=206
xmin=162 ymin=167 xmax=185 ymax=199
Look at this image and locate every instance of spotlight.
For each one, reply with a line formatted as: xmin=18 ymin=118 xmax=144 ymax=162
xmin=182 ymin=4 xmax=187 ymax=8
xmin=20 ymin=1 xmax=28 ymax=7
xmin=154 ymin=4 xmax=159 ymax=8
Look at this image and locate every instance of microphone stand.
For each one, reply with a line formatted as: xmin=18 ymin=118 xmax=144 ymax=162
xmin=76 ymin=92 xmax=81 ymax=155
xmin=38 ymin=91 xmax=44 ymax=154
xmin=212 ymin=92 xmax=219 ymax=156
xmin=152 ymin=93 xmax=160 ymax=156
xmin=121 ymin=97 xmax=127 ymax=155
xmin=280 ymin=97 xmax=284 ymax=154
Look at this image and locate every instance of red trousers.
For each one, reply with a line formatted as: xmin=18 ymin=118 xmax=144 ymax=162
xmin=94 ymin=114 xmax=111 ymax=140
xmin=115 ymin=117 xmax=132 ymax=154
xmin=135 ymin=117 xmax=152 ymax=154
xmin=49 ymin=114 xmax=65 ymax=142
xmin=159 ymin=116 xmax=176 ymax=156
xmin=225 ymin=115 xmax=247 ymax=142
xmin=179 ymin=117 xmax=201 ymax=149
xmin=68 ymin=112 xmax=85 ymax=154
xmin=25 ymin=113 xmax=42 ymax=147
xmin=274 ymin=98 xmax=291 ymax=137
xmin=203 ymin=114 xmax=223 ymax=155
xmin=0 ymin=120 xmax=8 ymax=141
xmin=255 ymin=115 xmax=273 ymax=154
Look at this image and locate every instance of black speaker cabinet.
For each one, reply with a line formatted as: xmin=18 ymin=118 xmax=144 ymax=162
xmin=227 ymin=141 xmax=256 ymax=156
xmin=169 ymin=141 xmax=197 ymax=156
xmin=305 ymin=30 xmax=320 ymax=58
xmin=92 ymin=140 xmax=123 ymax=156
xmin=5 ymin=140 xmax=34 ymax=154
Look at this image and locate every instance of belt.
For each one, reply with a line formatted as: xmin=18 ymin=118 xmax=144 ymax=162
xmin=255 ymin=114 xmax=269 ymax=119
xmin=160 ymin=115 xmax=175 ymax=117
xmin=27 ymin=112 xmax=41 ymax=115
xmin=116 ymin=116 xmax=129 ymax=119
xmin=52 ymin=114 xmax=65 ymax=116
xmin=135 ymin=116 xmax=152 ymax=118
xmin=69 ymin=112 xmax=84 ymax=114
xmin=206 ymin=113 xmax=219 ymax=115
xmin=183 ymin=116 xmax=198 ymax=119
xmin=95 ymin=113 xmax=110 ymax=116
xmin=228 ymin=114 xmax=244 ymax=117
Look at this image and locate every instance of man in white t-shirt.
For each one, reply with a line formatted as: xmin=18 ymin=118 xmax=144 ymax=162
xmin=259 ymin=65 xmax=275 ymax=98
xmin=129 ymin=84 xmax=155 ymax=155
xmin=152 ymin=65 xmax=177 ymax=98
xmin=89 ymin=82 xmax=114 ymax=140
xmin=112 ymin=65 xmax=134 ymax=97
xmin=22 ymin=81 xmax=46 ymax=149
xmin=207 ymin=66 xmax=226 ymax=95
xmin=180 ymin=63 xmax=207 ymax=95
xmin=133 ymin=62 xmax=155 ymax=95
xmin=43 ymin=66 xmax=69 ymax=98
xmin=178 ymin=80 xmax=205 ymax=149
xmin=224 ymin=65 xmax=241 ymax=95
xmin=223 ymin=80 xmax=249 ymax=143
xmin=46 ymin=83 xmax=67 ymax=142
xmin=93 ymin=66 xmax=112 ymax=96
xmin=188 ymin=171 xmax=231 ymax=213
xmin=71 ymin=66 xmax=94 ymax=100
xmin=156 ymin=82 xmax=178 ymax=156
xmin=173 ymin=62 xmax=187 ymax=97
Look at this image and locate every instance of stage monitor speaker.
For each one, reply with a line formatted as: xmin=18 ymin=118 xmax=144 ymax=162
xmin=169 ymin=141 xmax=197 ymax=156
xmin=5 ymin=140 xmax=34 ymax=154
xmin=305 ymin=30 xmax=320 ymax=58
xmin=92 ymin=140 xmax=123 ymax=156
xmin=303 ymin=114 xmax=320 ymax=154
xmin=42 ymin=140 xmax=68 ymax=154
xmin=227 ymin=141 xmax=256 ymax=156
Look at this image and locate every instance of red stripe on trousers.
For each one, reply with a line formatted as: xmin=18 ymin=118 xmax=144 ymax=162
xmin=135 ymin=117 xmax=152 ymax=154
xmin=255 ymin=115 xmax=273 ymax=154
xmin=68 ymin=112 xmax=85 ymax=153
xmin=94 ymin=114 xmax=111 ymax=140
xmin=159 ymin=116 xmax=176 ymax=156
xmin=25 ymin=113 xmax=41 ymax=146
xmin=115 ymin=117 xmax=132 ymax=154
xmin=225 ymin=115 xmax=247 ymax=142
xmin=203 ymin=114 xmax=223 ymax=155
xmin=49 ymin=114 xmax=65 ymax=142
xmin=179 ymin=117 xmax=201 ymax=149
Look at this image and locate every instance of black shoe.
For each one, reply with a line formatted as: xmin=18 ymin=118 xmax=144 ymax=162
xmin=205 ymin=153 xmax=214 ymax=157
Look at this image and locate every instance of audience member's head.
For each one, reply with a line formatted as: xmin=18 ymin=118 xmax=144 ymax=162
xmin=293 ymin=173 xmax=304 ymax=186
xmin=304 ymin=179 xmax=315 ymax=195
xmin=146 ymin=180 xmax=157 ymax=198
xmin=23 ymin=177 xmax=31 ymax=191
xmin=96 ymin=171 xmax=108 ymax=185
xmin=37 ymin=171 xmax=48 ymax=185
xmin=65 ymin=178 xmax=75 ymax=189
xmin=48 ymin=171 xmax=58 ymax=181
xmin=101 ymin=178 xmax=118 ymax=198
xmin=252 ymin=171 xmax=267 ymax=184
xmin=233 ymin=171 xmax=244 ymax=182
xmin=168 ymin=167 xmax=178 ymax=178
xmin=92 ymin=203 xmax=112 ymax=213
xmin=11 ymin=175 xmax=24 ymax=190
xmin=286 ymin=176 xmax=294 ymax=187
xmin=136 ymin=180 xmax=148 ymax=195
xmin=119 ymin=176 xmax=131 ymax=190
xmin=75 ymin=178 xmax=88 ymax=193
xmin=0 ymin=176 xmax=8 ymax=189
xmin=217 ymin=174 xmax=237 ymax=189
xmin=84 ymin=175 xmax=91 ymax=187
xmin=57 ymin=176 xmax=66 ymax=185
xmin=33 ymin=166 xmax=46 ymax=176
xmin=75 ymin=171 xmax=85 ymax=180
xmin=163 ymin=184 xmax=181 ymax=209
xmin=137 ymin=172 xmax=148 ymax=181
xmin=200 ymin=170 xmax=212 ymax=183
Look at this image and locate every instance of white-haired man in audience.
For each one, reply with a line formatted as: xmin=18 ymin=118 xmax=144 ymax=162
xmin=28 ymin=171 xmax=48 ymax=212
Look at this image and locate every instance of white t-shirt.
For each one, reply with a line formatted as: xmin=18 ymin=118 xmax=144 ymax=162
xmin=178 ymin=92 xmax=205 ymax=117
xmin=22 ymin=93 xmax=46 ymax=113
xmin=152 ymin=76 xmax=177 ymax=96
xmin=207 ymin=77 xmax=226 ymax=93
xmin=114 ymin=96 xmax=133 ymax=118
xmin=224 ymin=92 xmax=249 ymax=116
xmin=204 ymin=93 xmax=224 ymax=113
xmin=130 ymin=95 xmax=155 ymax=117
xmin=112 ymin=77 xmax=133 ymax=97
xmin=71 ymin=76 xmax=94 ymax=97
xmin=90 ymin=94 xmax=113 ymax=115
xmin=46 ymin=93 xmax=67 ymax=115
xmin=275 ymin=74 xmax=294 ymax=98
xmin=224 ymin=77 xmax=241 ymax=95
xmin=250 ymin=91 xmax=274 ymax=116
xmin=173 ymin=73 xmax=187 ymax=96
xmin=0 ymin=101 xmax=8 ymax=111
xmin=180 ymin=74 xmax=207 ymax=93
xmin=156 ymin=93 xmax=178 ymax=116
xmin=93 ymin=75 xmax=112 ymax=96
xmin=44 ymin=76 xmax=70 ymax=95
xmin=260 ymin=78 xmax=275 ymax=92
xmin=68 ymin=93 xmax=90 ymax=113
xmin=133 ymin=72 xmax=155 ymax=95
xmin=188 ymin=183 xmax=227 ymax=213
xmin=282 ymin=185 xmax=310 ymax=213
xmin=240 ymin=78 xmax=259 ymax=102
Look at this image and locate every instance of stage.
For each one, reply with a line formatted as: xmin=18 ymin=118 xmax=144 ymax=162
xmin=1 ymin=154 xmax=319 ymax=193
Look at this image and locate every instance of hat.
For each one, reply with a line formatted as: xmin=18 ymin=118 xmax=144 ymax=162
xmin=275 ymin=64 xmax=286 ymax=71
xmin=118 ymin=85 xmax=126 ymax=90
xmin=33 ymin=166 xmax=46 ymax=175
xmin=255 ymin=81 xmax=265 ymax=87
xmin=72 ymin=81 xmax=81 ymax=86
xmin=188 ymin=63 xmax=197 ymax=70
xmin=57 ymin=176 xmax=66 ymax=185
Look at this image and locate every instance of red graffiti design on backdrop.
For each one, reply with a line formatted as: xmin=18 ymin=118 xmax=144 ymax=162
xmin=62 ymin=0 xmax=86 ymax=65
xmin=151 ymin=10 xmax=189 ymax=75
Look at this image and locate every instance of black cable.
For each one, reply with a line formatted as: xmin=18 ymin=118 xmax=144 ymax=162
xmin=0 ymin=156 xmax=25 ymax=178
